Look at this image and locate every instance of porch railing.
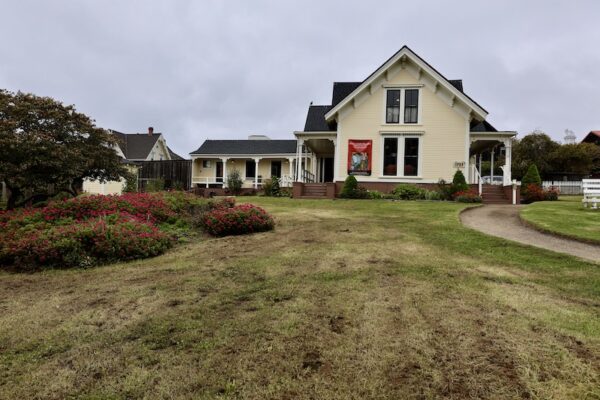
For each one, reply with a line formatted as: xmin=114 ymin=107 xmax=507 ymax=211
xmin=301 ymin=169 xmax=315 ymax=183
xmin=473 ymin=167 xmax=482 ymax=195
xmin=192 ymin=175 xmax=294 ymax=188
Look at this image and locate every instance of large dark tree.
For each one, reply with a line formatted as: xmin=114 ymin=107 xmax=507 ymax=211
xmin=549 ymin=143 xmax=600 ymax=176
xmin=0 ymin=90 xmax=129 ymax=209
xmin=512 ymin=131 xmax=560 ymax=179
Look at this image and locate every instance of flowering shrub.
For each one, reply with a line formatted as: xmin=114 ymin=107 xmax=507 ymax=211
xmin=522 ymin=183 xmax=559 ymax=203
xmin=43 ymin=193 xmax=176 ymax=223
xmin=201 ymin=204 xmax=274 ymax=237
xmin=0 ymin=213 xmax=173 ymax=268
xmin=453 ymin=189 xmax=482 ymax=203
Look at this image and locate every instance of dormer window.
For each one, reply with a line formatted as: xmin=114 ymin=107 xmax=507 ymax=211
xmin=386 ymin=90 xmax=401 ymax=123
xmin=385 ymin=88 xmax=420 ymax=125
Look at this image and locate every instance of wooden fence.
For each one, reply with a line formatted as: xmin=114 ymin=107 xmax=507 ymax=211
xmin=135 ymin=160 xmax=192 ymax=191
xmin=542 ymin=180 xmax=582 ymax=195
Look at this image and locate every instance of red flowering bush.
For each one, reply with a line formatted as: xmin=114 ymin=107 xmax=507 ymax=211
xmin=522 ymin=183 xmax=559 ymax=203
xmin=43 ymin=193 xmax=176 ymax=223
xmin=201 ymin=204 xmax=274 ymax=237
xmin=453 ymin=189 xmax=482 ymax=203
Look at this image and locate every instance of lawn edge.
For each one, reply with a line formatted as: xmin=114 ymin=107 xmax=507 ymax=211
xmin=518 ymin=210 xmax=600 ymax=246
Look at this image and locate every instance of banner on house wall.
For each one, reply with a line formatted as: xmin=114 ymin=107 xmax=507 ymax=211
xmin=347 ymin=140 xmax=372 ymax=176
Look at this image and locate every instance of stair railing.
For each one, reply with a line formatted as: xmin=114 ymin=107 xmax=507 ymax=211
xmin=474 ymin=167 xmax=482 ymax=195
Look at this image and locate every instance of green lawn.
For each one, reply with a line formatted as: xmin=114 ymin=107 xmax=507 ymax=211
xmin=1 ymin=198 xmax=599 ymax=399
xmin=520 ymin=196 xmax=600 ymax=244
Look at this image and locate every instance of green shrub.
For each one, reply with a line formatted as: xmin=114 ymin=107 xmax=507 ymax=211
xmin=226 ymin=170 xmax=243 ymax=195
xmin=146 ymin=178 xmax=165 ymax=192
xmin=451 ymin=170 xmax=469 ymax=195
xmin=368 ymin=190 xmax=385 ymax=199
xmin=392 ymin=184 xmax=426 ymax=200
xmin=262 ymin=178 xmax=273 ymax=196
xmin=424 ymin=190 xmax=443 ymax=201
xmin=123 ymin=172 xmax=138 ymax=193
xmin=271 ymin=176 xmax=281 ymax=197
xmin=521 ymin=164 xmax=542 ymax=196
xmin=340 ymin=175 xmax=359 ymax=198
xmin=437 ymin=179 xmax=454 ymax=200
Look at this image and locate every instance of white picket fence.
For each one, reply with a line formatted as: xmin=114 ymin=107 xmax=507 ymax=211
xmin=542 ymin=180 xmax=582 ymax=195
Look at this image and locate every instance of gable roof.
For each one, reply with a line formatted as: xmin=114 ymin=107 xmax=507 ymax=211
xmin=470 ymin=120 xmax=497 ymax=132
xmin=190 ymin=140 xmax=297 ymax=155
xmin=324 ymin=45 xmax=488 ymax=122
xmin=582 ymin=131 xmax=600 ymax=144
xmin=449 ymin=79 xmax=463 ymax=92
xmin=167 ymin=147 xmax=184 ymax=160
xmin=304 ymin=105 xmax=335 ymax=131
xmin=332 ymin=82 xmax=362 ymax=106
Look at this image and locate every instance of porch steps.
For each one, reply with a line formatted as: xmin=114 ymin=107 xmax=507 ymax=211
xmin=299 ymin=183 xmax=329 ymax=198
xmin=481 ymin=185 xmax=510 ymax=204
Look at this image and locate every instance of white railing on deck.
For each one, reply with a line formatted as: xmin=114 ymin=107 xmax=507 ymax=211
xmin=473 ymin=167 xmax=482 ymax=195
xmin=192 ymin=175 xmax=294 ymax=188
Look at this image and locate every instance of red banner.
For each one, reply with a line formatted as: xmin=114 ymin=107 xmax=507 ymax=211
xmin=347 ymin=140 xmax=372 ymax=176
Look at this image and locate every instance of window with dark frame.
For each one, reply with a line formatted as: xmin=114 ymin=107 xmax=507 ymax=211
xmin=404 ymin=89 xmax=419 ymax=123
xmin=245 ymin=160 xmax=256 ymax=179
xmin=404 ymin=138 xmax=419 ymax=176
xmin=383 ymin=138 xmax=398 ymax=176
xmin=386 ymin=90 xmax=401 ymax=123
xmin=202 ymin=160 xmax=211 ymax=168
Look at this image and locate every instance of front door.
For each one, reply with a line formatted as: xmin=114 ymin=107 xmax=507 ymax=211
xmin=216 ymin=161 xmax=223 ymax=183
xmin=271 ymin=160 xmax=282 ymax=178
xmin=323 ymin=157 xmax=334 ymax=182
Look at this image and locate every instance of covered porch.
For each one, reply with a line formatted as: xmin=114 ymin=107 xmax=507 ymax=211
xmin=469 ymin=131 xmax=518 ymax=203
xmin=293 ymin=132 xmax=337 ymax=183
xmin=191 ymin=156 xmax=296 ymax=189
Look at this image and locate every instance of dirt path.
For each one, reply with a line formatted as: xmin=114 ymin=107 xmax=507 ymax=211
xmin=460 ymin=205 xmax=600 ymax=264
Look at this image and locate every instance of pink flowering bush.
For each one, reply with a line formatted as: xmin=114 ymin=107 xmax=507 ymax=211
xmin=453 ymin=189 xmax=482 ymax=203
xmin=201 ymin=204 xmax=274 ymax=237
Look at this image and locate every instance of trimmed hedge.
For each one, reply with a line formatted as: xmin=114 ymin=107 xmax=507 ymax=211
xmin=201 ymin=204 xmax=275 ymax=237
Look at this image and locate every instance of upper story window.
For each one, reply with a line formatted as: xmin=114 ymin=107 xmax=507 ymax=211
xmin=404 ymin=89 xmax=419 ymax=124
xmin=385 ymin=88 xmax=420 ymax=125
xmin=386 ymin=90 xmax=401 ymax=123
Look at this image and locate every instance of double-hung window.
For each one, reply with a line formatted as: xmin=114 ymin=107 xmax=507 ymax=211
xmin=385 ymin=88 xmax=420 ymax=124
xmin=382 ymin=136 xmax=421 ymax=177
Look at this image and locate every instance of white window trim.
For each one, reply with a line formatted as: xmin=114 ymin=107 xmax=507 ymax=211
xmin=382 ymin=87 xmax=423 ymax=126
xmin=380 ymin=133 xmax=423 ymax=179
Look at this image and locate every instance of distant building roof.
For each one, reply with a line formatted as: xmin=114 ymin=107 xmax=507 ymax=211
xmin=190 ymin=140 xmax=297 ymax=155
xmin=470 ymin=120 xmax=498 ymax=132
xmin=111 ymin=130 xmax=162 ymax=160
xmin=167 ymin=147 xmax=184 ymax=160
xmin=582 ymin=131 xmax=600 ymax=144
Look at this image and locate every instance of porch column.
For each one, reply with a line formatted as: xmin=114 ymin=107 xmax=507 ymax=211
xmin=504 ymin=139 xmax=512 ymax=185
xmin=331 ymin=139 xmax=338 ymax=182
xmin=490 ymin=147 xmax=495 ymax=183
xmin=288 ymin=157 xmax=294 ymax=186
xmin=254 ymin=158 xmax=260 ymax=189
xmin=478 ymin=153 xmax=482 ymax=179
xmin=221 ymin=157 xmax=229 ymax=188
xmin=296 ymin=139 xmax=304 ymax=182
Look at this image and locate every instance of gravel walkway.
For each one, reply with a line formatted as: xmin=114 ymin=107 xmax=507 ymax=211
xmin=460 ymin=205 xmax=600 ymax=264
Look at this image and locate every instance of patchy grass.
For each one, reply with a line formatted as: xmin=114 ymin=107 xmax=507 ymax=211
xmin=520 ymin=196 xmax=600 ymax=244
xmin=1 ymin=198 xmax=599 ymax=399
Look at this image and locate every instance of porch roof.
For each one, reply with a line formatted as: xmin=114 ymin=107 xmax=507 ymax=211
xmin=190 ymin=140 xmax=297 ymax=156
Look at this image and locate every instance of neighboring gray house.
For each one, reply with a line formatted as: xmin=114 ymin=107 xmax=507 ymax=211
xmin=110 ymin=127 xmax=182 ymax=161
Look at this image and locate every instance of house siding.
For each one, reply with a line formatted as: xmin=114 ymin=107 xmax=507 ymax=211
xmin=336 ymin=68 xmax=468 ymax=183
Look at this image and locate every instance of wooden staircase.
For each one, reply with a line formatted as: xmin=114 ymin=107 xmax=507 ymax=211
xmin=299 ymin=183 xmax=329 ymax=198
xmin=481 ymin=184 xmax=510 ymax=204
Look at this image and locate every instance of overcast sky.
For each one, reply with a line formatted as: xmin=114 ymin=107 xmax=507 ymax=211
xmin=2 ymin=0 xmax=599 ymax=157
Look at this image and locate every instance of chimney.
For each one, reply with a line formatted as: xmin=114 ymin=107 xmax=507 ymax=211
xmin=148 ymin=127 xmax=154 ymax=136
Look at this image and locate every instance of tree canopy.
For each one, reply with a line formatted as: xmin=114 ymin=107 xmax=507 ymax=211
xmin=0 ymin=90 xmax=129 ymax=209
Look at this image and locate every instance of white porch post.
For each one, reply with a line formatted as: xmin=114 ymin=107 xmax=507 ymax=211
xmin=221 ymin=157 xmax=229 ymax=188
xmin=505 ymin=139 xmax=512 ymax=185
xmin=490 ymin=147 xmax=495 ymax=183
xmin=288 ymin=157 xmax=294 ymax=180
xmin=254 ymin=157 xmax=260 ymax=189
xmin=332 ymin=138 xmax=338 ymax=183
xmin=296 ymin=139 xmax=304 ymax=182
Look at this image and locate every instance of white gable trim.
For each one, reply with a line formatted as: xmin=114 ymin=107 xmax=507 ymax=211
xmin=145 ymin=134 xmax=172 ymax=161
xmin=324 ymin=46 xmax=488 ymax=122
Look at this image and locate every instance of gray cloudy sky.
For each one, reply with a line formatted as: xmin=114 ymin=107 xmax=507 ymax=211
xmin=2 ymin=0 xmax=599 ymax=157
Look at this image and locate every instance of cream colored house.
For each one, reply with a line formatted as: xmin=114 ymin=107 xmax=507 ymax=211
xmin=83 ymin=127 xmax=182 ymax=195
xmin=191 ymin=46 xmax=517 ymax=202
xmin=190 ymin=135 xmax=305 ymax=190
xmin=293 ymin=46 xmax=516 ymax=201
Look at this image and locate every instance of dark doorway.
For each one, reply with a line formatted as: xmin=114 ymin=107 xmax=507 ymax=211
xmin=216 ymin=161 xmax=223 ymax=183
xmin=271 ymin=160 xmax=282 ymax=178
xmin=324 ymin=157 xmax=334 ymax=182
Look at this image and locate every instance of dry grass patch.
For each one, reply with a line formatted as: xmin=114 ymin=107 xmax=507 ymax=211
xmin=0 ymin=198 xmax=599 ymax=399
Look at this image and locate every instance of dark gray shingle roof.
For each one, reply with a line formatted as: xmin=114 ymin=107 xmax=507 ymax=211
xmin=111 ymin=130 xmax=161 ymax=160
xmin=449 ymin=79 xmax=463 ymax=92
xmin=304 ymin=105 xmax=335 ymax=131
xmin=190 ymin=140 xmax=297 ymax=155
xmin=332 ymin=82 xmax=362 ymax=106
xmin=470 ymin=120 xmax=498 ymax=132
xmin=167 ymin=147 xmax=184 ymax=160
